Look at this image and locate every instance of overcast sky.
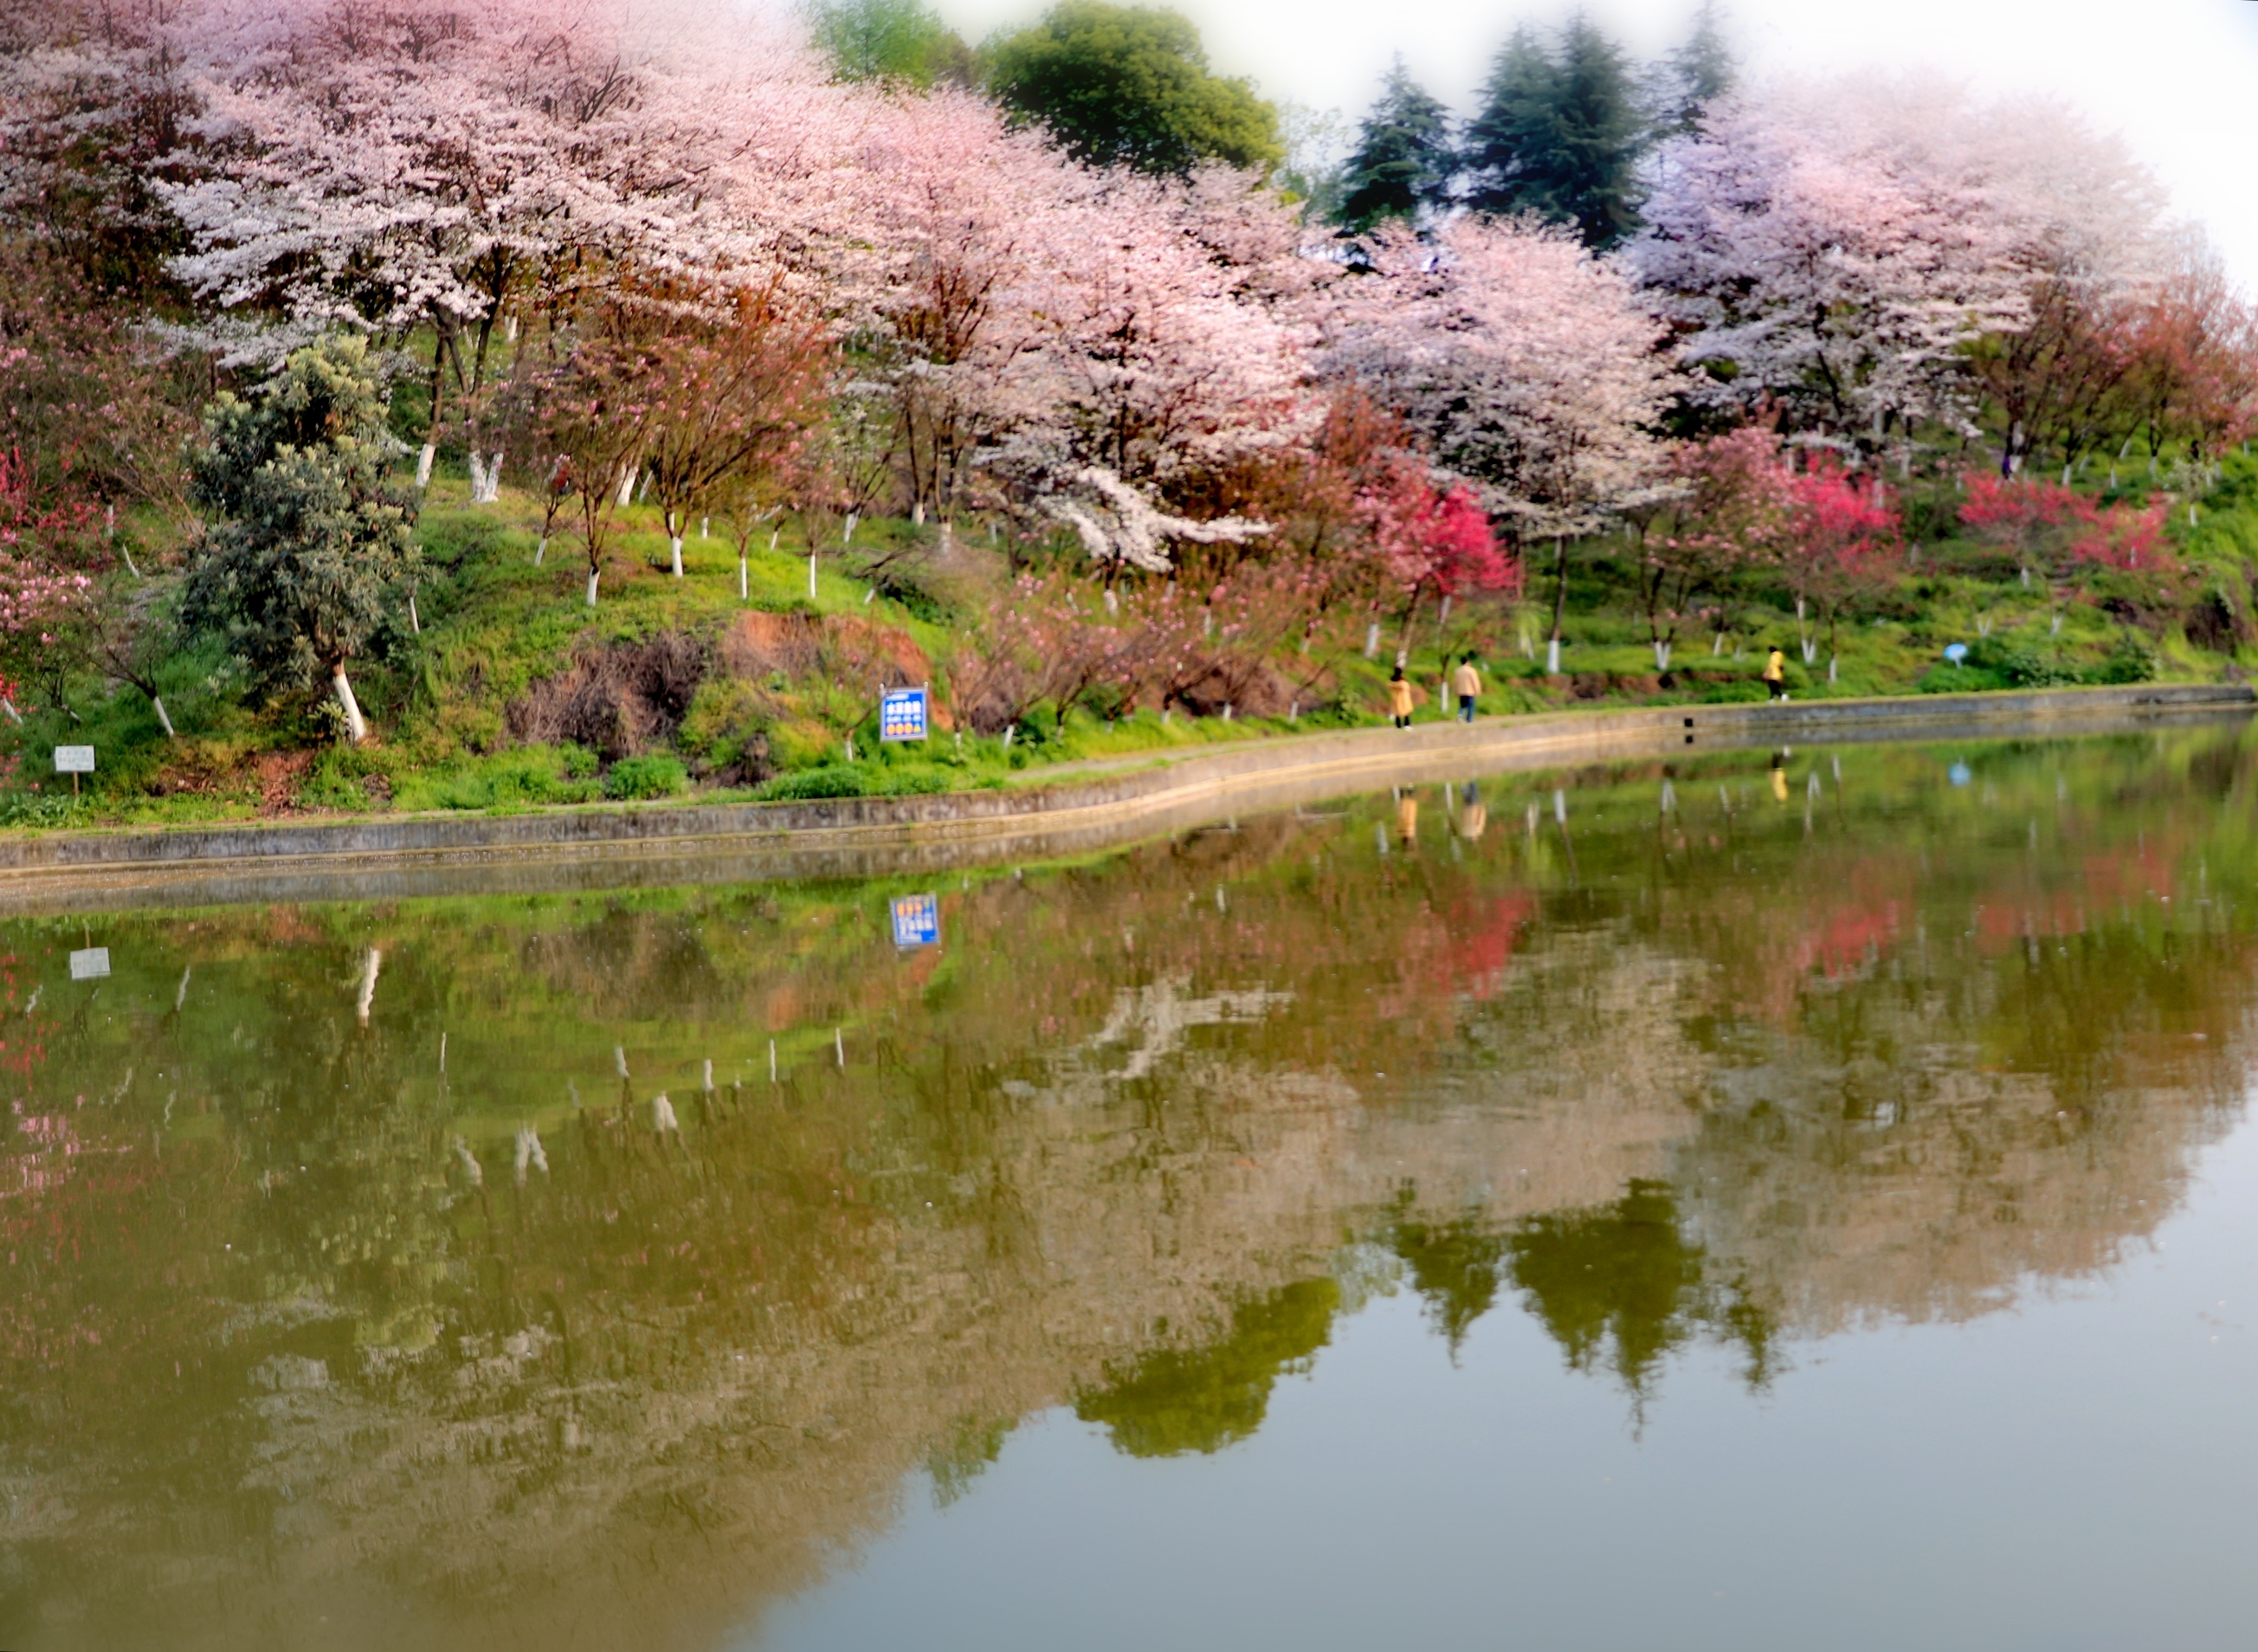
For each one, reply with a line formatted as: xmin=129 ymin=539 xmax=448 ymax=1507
xmin=930 ymin=0 xmax=2258 ymax=287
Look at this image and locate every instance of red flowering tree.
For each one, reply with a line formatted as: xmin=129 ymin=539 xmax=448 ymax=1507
xmin=1958 ymin=471 xmax=2174 ymax=636
xmin=1357 ymin=456 xmax=1519 ymax=662
xmin=1779 ymin=458 xmax=1900 ymax=678
xmin=1644 ymin=427 xmax=1799 ymax=669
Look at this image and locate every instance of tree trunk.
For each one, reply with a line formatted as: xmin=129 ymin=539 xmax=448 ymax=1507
xmin=332 ymin=665 xmax=368 ymax=743
xmin=535 ymin=536 xmax=546 ymax=565
xmin=585 ymin=569 xmax=601 ymax=608
xmin=669 ymin=537 xmax=684 ymax=577
xmin=1654 ymin=640 xmax=1672 ymax=671
xmin=151 ymin=694 xmax=175 ymax=739
xmin=1548 ymin=535 xmax=1569 ymax=672
xmin=739 ymin=556 xmax=749 ymax=600
xmin=419 ymin=328 xmax=446 ymax=490
xmin=356 ymin=946 xmax=381 ymax=1026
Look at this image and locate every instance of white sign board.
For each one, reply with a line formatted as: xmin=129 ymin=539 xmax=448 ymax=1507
xmin=53 ymin=745 xmax=94 ymax=774
xmin=69 ymin=947 xmax=110 ymax=981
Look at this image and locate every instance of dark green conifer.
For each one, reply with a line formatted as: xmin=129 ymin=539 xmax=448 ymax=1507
xmin=1334 ymin=58 xmax=1455 ymax=235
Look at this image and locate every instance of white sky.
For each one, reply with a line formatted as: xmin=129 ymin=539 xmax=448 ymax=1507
xmin=930 ymin=0 xmax=2258 ymax=288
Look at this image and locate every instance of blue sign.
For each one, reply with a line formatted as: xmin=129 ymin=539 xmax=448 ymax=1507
xmin=880 ymin=686 xmax=929 ymax=743
xmin=1943 ymin=643 xmax=1970 ymax=665
xmin=891 ymin=893 xmax=940 ymax=949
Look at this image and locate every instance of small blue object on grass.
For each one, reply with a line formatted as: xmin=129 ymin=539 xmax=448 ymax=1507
xmin=1943 ymin=643 xmax=1970 ymax=665
xmin=891 ymin=893 xmax=940 ymax=949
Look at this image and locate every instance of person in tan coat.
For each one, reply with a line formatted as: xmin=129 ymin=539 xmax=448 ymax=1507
xmin=1450 ymin=654 xmax=1483 ymax=723
xmin=1388 ymin=666 xmax=1415 ymax=729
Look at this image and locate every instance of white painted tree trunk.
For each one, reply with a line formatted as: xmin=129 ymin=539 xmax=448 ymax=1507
xmin=1654 ymin=640 xmax=1672 ymax=670
xmin=467 ymin=452 xmax=487 ymax=500
xmin=669 ymin=537 xmax=684 ymax=577
xmin=505 ymin=313 xmax=519 ymax=343
xmin=1713 ymin=631 xmax=1725 ymax=655
xmin=356 ymin=946 xmax=381 ymax=1026
xmin=332 ymin=666 xmax=367 ymax=743
xmin=616 ymin=467 xmax=636 ymax=507
xmin=1828 ymin=655 xmax=1838 ymax=683
xmin=739 ymin=556 xmax=748 ymax=600
xmin=585 ymin=570 xmax=601 ymax=607
xmin=843 ymin=512 xmax=859 ymax=544
xmin=535 ymin=536 xmax=546 ymax=565
xmin=1363 ymin=623 xmax=1380 ymax=659
xmin=808 ymin=553 xmax=817 ymax=599
xmin=1800 ymin=638 xmax=1817 ymax=664
xmin=1546 ymin=637 xmax=1561 ymax=674
xmin=408 ymin=590 xmax=421 ymax=634
xmin=416 ymin=445 xmax=435 ymax=489
xmin=151 ymin=695 xmax=175 ymax=739
xmin=910 ymin=501 xmax=923 ymax=526
xmin=1 ymin=697 xmax=19 ymax=724
xmin=700 ymin=517 xmax=708 ymax=539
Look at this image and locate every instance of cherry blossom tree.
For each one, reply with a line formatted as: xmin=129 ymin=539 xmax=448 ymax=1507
xmin=1355 ymin=455 xmax=1518 ymax=661
xmin=1323 ymin=216 xmax=1675 ymax=671
xmin=1631 ymin=82 xmax=2028 ymax=453
xmin=158 ymin=0 xmax=874 ymax=477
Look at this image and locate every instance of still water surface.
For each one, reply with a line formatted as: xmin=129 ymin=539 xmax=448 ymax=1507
xmin=6 ymin=727 xmax=2258 ymax=1650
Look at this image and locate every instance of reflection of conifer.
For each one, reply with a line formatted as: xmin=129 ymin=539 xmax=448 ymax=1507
xmin=1390 ymin=1197 xmax=1509 ymax=1358
xmin=1073 ymin=1279 xmax=1339 ymax=1457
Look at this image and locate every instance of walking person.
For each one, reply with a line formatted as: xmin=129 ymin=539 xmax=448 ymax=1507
xmin=1451 ymin=653 xmax=1483 ymax=723
xmin=1763 ymin=646 xmax=1789 ymax=701
xmin=1388 ymin=665 xmax=1415 ymax=729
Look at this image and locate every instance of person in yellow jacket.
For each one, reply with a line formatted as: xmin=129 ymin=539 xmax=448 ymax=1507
xmin=1388 ymin=665 xmax=1415 ymax=728
xmin=1763 ymin=648 xmax=1789 ymax=700
xmin=1450 ymin=654 xmax=1483 ymax=723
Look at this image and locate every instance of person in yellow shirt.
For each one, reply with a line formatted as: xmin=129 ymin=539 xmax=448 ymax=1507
xmin=1388 ymin=665 xmax=1415 ymax=728
xmin=1450 ymin=654 xmax=1483 ymax=723
xmin=1762 ymin=648 xmax=1789 ymax=700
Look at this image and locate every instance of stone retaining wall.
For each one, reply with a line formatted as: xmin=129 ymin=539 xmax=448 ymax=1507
xmin=0 ymin=682 xmax=2245 ymax=912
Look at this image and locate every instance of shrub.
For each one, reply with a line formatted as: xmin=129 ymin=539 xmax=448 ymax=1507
xmin=756 ymin=765 xmax=868 ymax=801
xmin=603 ymin=753 xmax=689 ymax=800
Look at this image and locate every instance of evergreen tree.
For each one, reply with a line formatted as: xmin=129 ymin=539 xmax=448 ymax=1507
xmin=1334 ymin=58 xmax=1455 ymax=235
xmin=1652 ymin=0 xmax=1735 ymax=136
xmin=1462 ymin=14 xmax=1647 ymax=250
xmin=184 ymin=336 xmax=420 ymax=744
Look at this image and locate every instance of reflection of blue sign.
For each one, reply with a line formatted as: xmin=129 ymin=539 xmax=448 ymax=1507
xmin=1949 ymin=761 xmax=1972 ymax=787
xmin=880 ymin=687 xmax=928 ymax=742
xmin=891 ymin=894 xmax=940 ymax=949
xmin=1943 ymin=643 xmax=1970 ymax=665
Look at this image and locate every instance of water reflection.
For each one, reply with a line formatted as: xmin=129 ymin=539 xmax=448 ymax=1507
xmin=2 ymin=726 xmax=2255 ymax=1649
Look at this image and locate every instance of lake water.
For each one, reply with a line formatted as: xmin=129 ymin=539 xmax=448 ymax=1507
xmin=6 ymin=723 xmax=2258 ymax=1651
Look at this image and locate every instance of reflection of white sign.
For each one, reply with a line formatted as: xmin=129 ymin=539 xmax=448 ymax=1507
xmin=891 ymin=894 xmax=940 ymax=949
xmin=53 ymin=745 xmax=94 ymax=774
xmin=69 ymin=947 xmax=110 ymax=980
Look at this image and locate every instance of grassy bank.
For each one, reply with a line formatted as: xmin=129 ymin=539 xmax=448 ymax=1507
xmin=1 ymin=452 xmax=2250 ymax=832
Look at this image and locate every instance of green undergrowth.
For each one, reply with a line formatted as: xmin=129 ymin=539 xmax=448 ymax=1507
xmin=3 ymin=454 xmax=2254 ymax=832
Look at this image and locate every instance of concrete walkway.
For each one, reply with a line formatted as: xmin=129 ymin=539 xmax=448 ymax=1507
xmin=0 ymin=682 xmax=2245 ymax=913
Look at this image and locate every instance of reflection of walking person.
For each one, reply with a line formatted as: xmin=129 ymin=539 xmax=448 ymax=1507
xmin=1458 ymin=781 xmax=1487 ymax=841
xmin=1388 ymin=666 xmax=1415 ymax=729
xmin=1451 ymin=654 xmax=1482 ymax=723
xmin=1763 ymin=648 xmax=1789 ymax=700
xmin=1771 ymin=751 xmax=1790 ymax=803
xmin=1397 ymin=793 xmax=1419 ymax=843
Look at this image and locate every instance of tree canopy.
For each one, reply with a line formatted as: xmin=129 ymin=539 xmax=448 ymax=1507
xmin=184 ymin=334 xmax=419 ymax=740
xmin=984 ymin=3 xmax=1281 ymax=177
xmin=804 ymin=0 xmax=973 ymax=88
xmin=1461 ymin=16 xmax=1648 ymax=249
xmin=1334 ymin=58 xmax=1455 ymax=234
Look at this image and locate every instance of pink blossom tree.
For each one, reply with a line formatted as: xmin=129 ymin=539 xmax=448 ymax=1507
xmin=1323 ymin=216 xmax=1675 ymax=672
xmin=1778 ymin=456 xmax=1900 ymax=677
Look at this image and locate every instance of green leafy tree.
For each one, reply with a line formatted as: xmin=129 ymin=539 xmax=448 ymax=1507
xmin=1462 ymin=15 xmax=1647 ymax=248
xmin=1334 ymin=58 xmax=1455 ymax=234
xmin=184 ymin=335 xmax=420 ymax=743
xmin=804 ymin=0 xmax=973 ymax=87
xmin=984 ymin=2 xmax=1281 ymax=177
